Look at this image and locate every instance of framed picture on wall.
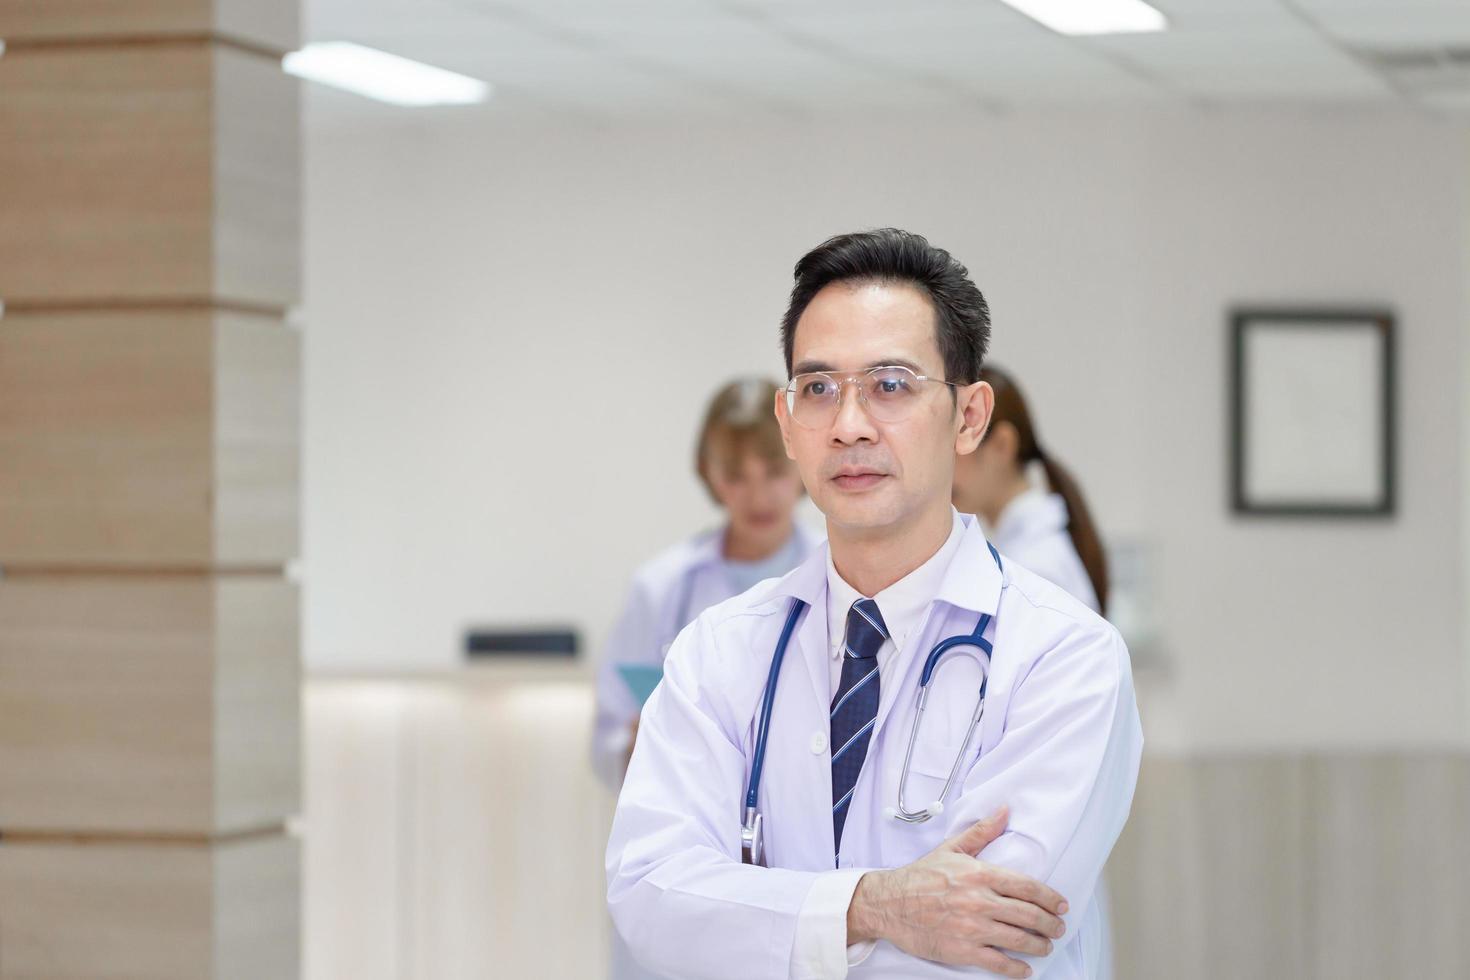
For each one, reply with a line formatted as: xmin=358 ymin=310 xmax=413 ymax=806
xmin=1230 ymin=308 xmax=1395 ymax=517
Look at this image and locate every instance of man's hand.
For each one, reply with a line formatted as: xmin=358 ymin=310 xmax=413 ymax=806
xmin=845 ymin=806 xmax=1068 ymax=978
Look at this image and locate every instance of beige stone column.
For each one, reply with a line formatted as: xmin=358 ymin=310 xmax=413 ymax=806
xmin=0 ymin=3 xmax=301 ymax=975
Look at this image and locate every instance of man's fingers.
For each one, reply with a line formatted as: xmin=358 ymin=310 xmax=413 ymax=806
xmin=991 ymin=869 xmax=1068 ymax=916
xmin=944 ymin=805 xmax=1009 ymax=855
xmin=983 ymin=923 xmax=1053 ymax=958
xmin=972 ymin=946 xmax=1031 ymax=978
xmin=995 ymin=896 xmax=1066 ymax=940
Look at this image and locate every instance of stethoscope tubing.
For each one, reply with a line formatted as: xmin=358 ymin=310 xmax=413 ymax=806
xmin=740 ymin=542 xmax=1002 ymax=861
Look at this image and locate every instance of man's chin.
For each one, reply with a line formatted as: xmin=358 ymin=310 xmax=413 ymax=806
xmin=813 ymin=493 xmax=897 ymax=533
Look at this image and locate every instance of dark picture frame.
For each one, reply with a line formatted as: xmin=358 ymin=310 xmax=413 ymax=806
xmin=1230 ymin=308 xmax=1395 ymax=517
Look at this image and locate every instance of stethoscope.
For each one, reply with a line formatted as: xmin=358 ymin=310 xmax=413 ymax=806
xmin=741 ymin=544 xmax=1002 ymax=866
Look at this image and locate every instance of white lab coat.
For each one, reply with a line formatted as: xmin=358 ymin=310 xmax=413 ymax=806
xmin=987 ymin=487 xmax=1099 ymax=616
xmin=985 ymin=487 xmax=1112 ymax=980
xmin=606 ymin=514 xmax=1142 ymax=979
xmin=593 ymin=524 xmax=821 ymax=980
xmin=592 ymin=524 xmax=823 ymax=790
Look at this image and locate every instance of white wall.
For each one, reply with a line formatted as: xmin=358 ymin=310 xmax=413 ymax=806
xmin=303 ymin=106 xmax=1467 ymax=751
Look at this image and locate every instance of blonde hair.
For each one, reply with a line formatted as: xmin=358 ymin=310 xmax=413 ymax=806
xmin=695 ymin=378 xmax=789 ymax=500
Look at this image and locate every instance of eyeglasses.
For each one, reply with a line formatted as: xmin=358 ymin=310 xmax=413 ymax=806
xmin=783 ymin=365 xmax=959 ymax=429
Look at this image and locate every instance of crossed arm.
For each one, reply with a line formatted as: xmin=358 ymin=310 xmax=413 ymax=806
xmin=846 ymin=807 xmax=1068 ymax=977
xmin=606 ymin=612 xmax=1142 ymax=979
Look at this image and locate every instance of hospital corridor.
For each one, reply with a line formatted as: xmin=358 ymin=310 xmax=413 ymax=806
xmin=1 ymin=1 xmax=1469 ymax=978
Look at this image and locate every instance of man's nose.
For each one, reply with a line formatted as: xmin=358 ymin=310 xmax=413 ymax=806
xmin=829 ymin=384 xmax=877 ymax=445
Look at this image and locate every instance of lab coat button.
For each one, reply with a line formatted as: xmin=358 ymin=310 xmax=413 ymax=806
xmin=810 ymin=732 xmax=827 ymax=754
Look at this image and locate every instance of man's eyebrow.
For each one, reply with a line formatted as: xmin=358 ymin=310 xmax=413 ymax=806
xmin=792 ymin=359 xmax=836 ymax=375
xmin=791 ymin=357 xmax=930 ymax=376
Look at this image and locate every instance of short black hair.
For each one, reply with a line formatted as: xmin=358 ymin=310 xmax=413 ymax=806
xmin=780 ymin=228 xmax=990 ymax=385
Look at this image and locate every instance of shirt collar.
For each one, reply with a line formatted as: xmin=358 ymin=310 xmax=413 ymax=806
xmin=934 ymin=512 xmax=1005 ymax=618
xmin=823 ymin=510 xmax=966 ymax=659
xmin=770 ymin=510 xmax=1004 ymax=622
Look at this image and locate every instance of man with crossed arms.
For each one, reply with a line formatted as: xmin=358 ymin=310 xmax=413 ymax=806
xmin=607 ymin=228 xmax=1142 ymax=979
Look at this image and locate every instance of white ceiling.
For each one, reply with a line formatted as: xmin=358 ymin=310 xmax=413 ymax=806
xmin=303 ymin=0 xmax=1470 ymax=122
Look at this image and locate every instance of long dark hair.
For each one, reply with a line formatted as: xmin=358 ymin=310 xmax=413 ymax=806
xmin=983 ymin=366 xmax=1109 ymax=614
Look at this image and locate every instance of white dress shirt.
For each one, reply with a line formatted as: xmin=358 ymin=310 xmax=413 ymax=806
xmin=790 ymin=511 xmax=968 ymax=977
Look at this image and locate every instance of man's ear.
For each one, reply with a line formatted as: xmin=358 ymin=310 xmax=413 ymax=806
xmin=955 ymin=381 xmax=993 ymax=456
xmin=774 ymin=389 xmax=797 ymax=460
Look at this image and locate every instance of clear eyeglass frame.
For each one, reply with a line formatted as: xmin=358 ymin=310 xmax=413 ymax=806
xmin=783 ymin=364 xmax=960 ymax=429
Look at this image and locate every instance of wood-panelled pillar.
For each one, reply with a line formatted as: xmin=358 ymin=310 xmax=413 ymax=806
xmin=0 ymin=3 xmax=301 ymax=975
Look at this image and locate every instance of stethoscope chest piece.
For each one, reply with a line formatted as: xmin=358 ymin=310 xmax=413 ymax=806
xmin=741 ymin=807 xmax=765 ymax=866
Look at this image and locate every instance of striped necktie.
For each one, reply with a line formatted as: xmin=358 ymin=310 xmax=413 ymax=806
xmin=830 ymin=597 xmax=888 ymax=854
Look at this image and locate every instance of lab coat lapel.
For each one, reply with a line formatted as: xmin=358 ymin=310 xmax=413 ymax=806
xmin=769 ymin=542 xmax=834 ymax=717
xmin=935 ymin=517 xmax=1010 ymax=751
xmin=765 ymin=547 xmax=837 ymax=866
xmin=793 ymin=589 xmax=830 ymax=723
xmin=869 ymin=603 xmax=937 ymax=746
xmin=870 ymin=517 xmax=1005 ymax=745
xmin=933 ymin=515 xmax=1005 ymax=618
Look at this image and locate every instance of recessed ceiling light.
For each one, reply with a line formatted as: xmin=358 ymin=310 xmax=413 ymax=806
xmin=283 ymin=42 xmax=491 ymax=107
xmin=997 ymin=0 xmax=1167 ymax=36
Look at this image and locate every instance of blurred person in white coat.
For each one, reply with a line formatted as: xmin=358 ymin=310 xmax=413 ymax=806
xmin=951 ymin=365 xmax=1105 ymax=617
xmin=592 ymin=378 xmax=820 ymax=789
xmin=593 ymin=379 xmax=819 ymax=980
xmin=952 ymin=364 xmax=1115 ymax=978
xmin=606 ymin=229 xmax=1142 ymax=979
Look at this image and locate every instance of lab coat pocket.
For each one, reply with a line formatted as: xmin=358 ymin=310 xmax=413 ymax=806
xmin=903 ymin=738 xmax=968 ymax=802
xmin=881 ymin=737 xmax=972 ymax=865
xmin=909 ymin=738 xmax=965 ymax=775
